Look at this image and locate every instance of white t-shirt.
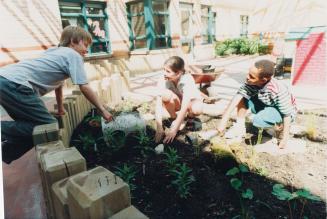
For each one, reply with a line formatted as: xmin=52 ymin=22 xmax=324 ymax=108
xmin=0 ymin=47 xmax=88 ymax=96
xmin=158 ymin=73 xmax=203 ymax=101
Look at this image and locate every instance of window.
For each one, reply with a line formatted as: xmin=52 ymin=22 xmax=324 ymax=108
xmin=127 ymin=0 xmax=171 ymax=50
xmin=59 ymin=1 xmax=110 ymax=54
xmin=201 ymin=5 xmax=214 ymax=44
xmin=240 ymin=15 xmax=249 ymax=37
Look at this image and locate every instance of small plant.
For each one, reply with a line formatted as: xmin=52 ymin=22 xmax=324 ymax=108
xmin=73 ymin=133 xmax=102 ymax=153
xmin=171 ymin=163 xmax=195 ymax=199
xmin=134 ymin=129 xmax=155 ymax=159
xmin=104 ymin=129 xmax=126 ymax=152
xmin=272 ymin=184 xmax=321 ymax=219
xmin=114 ymin=163 xmax=138 ymax=191
xmin=163 ymin=147 xmax=180 ymax=174
xmin=226 ymin=164 xmax=253 ymax=219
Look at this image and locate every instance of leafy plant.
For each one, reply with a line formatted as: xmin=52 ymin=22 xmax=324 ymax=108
xmin=171 ymin=163 xmax=195 ymax=199
xmin=272 ymin=184 xmax=321 ymax=219
xmin=226 ymin=164 xmax=253 ymax=219
xmin=134 ymin=129 xmax=154 ymax=159
xmin=114 ymin=163 xmax=138 ymax=191
xmin=73 ymin=133 xmax=102 ymax=152
xmin=104 ymin=129 xmax=126 ymax=152
xmin=163 ymin=147 xmax=180 ymax=174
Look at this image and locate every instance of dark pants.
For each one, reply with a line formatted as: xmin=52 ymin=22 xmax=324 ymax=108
xmin=0 ymin=76 xmax=57 ymax=163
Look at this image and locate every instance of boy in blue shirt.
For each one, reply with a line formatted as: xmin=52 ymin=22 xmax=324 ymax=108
xmin=0 ymin=26 xmax=113 ymax=163
xmin=217 ymin=59 xmax=296 ymax=149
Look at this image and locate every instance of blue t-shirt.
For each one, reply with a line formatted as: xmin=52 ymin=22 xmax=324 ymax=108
xmin=0 ymin=47 xmax=88 ymax=96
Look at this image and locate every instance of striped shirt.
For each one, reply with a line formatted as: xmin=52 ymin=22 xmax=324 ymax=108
xmin=237 ymin=78 xmax=297 ymax=118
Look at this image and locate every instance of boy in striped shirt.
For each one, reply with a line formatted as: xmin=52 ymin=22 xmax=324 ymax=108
xmin=217 ymin=59 xmax=296 ymax=149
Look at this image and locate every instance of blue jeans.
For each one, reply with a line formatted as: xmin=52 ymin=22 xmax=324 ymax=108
xmin=0 ymin=76 xmax=57 ymax=162
xmin=245 ymin=96 xmax=282 ymax=128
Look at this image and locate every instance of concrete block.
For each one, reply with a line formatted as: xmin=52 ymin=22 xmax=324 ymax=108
xmin=32 ymin=123 xmax=59 ymax=146
xmin=52 ymin=178 xmax=71 ymax=219
xmin=67 ymin=166 xmax=131 ymax=219
xmin=66 ymin=95 xmax=83 ymax=124
xmin=36 ymin=140 xmax=65 ymax=219
xmin=64 ymin=98 xmax=79 ymax=129
xmin=42 ymin=147 xmax=86 ymax=219
xmin=72 ymin=90 xmax=89 ymax=119
xmin=52 ymin=113 xmax=72 ymax=146
xmin=109 ymin=206 xmax=149 ymax=219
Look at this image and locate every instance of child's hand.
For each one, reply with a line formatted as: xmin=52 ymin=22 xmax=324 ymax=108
xmin=100 ymin=109 xmax=113 ymax=122
xmin=163 ymin=128 xmax=178 ymax=144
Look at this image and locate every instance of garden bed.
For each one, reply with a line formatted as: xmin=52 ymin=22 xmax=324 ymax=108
xmin=70 ymin=100 xmax=326 ymax=219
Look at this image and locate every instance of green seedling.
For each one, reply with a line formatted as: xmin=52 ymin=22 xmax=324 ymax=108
xmin=134 ymin=129 xmax=154 ymax=159
xmin=73 ymin=133 xmax=102 ymax=153
xmin=171 ymin=163 xmax=195 ymax=199
xmin=226 ymin=164 xmax=253 ymax=219
xmin=272 ymin=184 xmax=321 ymax=219
xmin=163 ymin=147 xmax=180 ymax=174
xmin=114 ymin=163 xmax=137 ymax=191
xmin=104 ymin=129 xmax=126 ymax=152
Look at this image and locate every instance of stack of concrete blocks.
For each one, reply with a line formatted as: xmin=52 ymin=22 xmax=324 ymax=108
xmin=51 ymin=110 xmax=72 ymax=147
xmin=41 ymin=147 xmax=86 ymax=219
xmin=35 ymin=141 xmax=65 ymax=219
xmin=32 ymin=123 xmax=60 ymax=146
xmin=72 ymin=90 xmax=92 ymax=119
xmin=109 ymin=206 xmax=149 ymax=219
xmin=65 ymin=95 xmax=84 ymax=126
xmin=66 ymin=166 xmax=131 ymax=219
xmin=52 ymin=177 xmax=70 ymax=219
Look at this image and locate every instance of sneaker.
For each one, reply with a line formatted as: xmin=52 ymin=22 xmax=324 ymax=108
xmin=224 ymin=122 xmax=246 ymax=140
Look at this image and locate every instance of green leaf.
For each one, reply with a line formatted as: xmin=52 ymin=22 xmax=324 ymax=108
xmin=242 ymin=188 xmax=254 ymax=200
xmin=272 ymin=184 xmax=292 ymax=200
xmin=296 ymin=189 xmax=321 ymax=201
xmin=226 ymin=167 xmax=240 ymax=176
xmin=230 ymin=178 xmax=242 ymax=190
xmin=239 ymin=164 xmax=249 ymax=173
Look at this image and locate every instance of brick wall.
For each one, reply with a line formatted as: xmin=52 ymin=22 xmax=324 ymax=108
xmin=292 ymin=32 xmax=326 ymax=86
xmin=0 ymin=0 xmax=62 ymax=67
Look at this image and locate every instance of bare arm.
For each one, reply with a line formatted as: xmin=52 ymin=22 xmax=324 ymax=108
xmin=79 ymin=84 xmax=113 ymax=121
xmin=217 ymin=94 xmax=244 ymax=133
xmin=55 ymin=85 xmax=65 ymax=115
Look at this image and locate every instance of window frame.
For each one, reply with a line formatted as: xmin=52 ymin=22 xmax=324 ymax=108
xmin=126 ymin=0 xmax=171 ymax=51
xmin=201 ymin=5 xmax=214 ymax=44
xmin=240 ymin=15 xmax=249 ymax=37
xmin=59 ymin=0 xmax=111 ymax=55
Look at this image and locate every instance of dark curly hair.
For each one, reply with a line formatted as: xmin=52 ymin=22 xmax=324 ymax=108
xmin=255 ymin=59 xmax=276 ymax=78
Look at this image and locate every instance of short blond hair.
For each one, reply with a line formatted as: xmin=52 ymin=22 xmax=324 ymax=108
xmin=59 ymin=26 xmax=92 ymax=47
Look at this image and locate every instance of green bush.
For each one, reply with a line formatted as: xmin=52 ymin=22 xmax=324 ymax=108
xmin=215 ymin=37 xmax=267 ymax=56
xmin=258 ymin=44 xmax=269 ymax=55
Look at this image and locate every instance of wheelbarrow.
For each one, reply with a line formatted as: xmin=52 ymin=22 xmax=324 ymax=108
xmin=186 ymin=64 xmax=224 ymax=88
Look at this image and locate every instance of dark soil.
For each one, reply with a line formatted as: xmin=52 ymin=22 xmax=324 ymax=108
xmin=70 ymin=105 xmax=326 ymax=219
